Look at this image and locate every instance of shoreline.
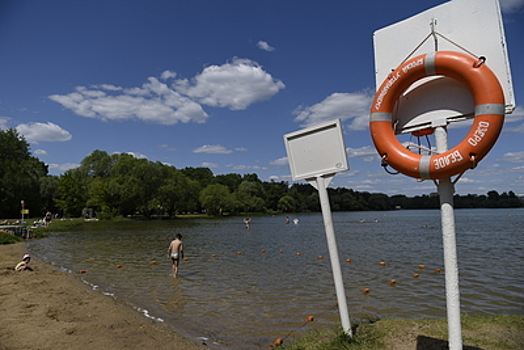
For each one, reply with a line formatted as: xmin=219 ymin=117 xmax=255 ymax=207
xmin=0 ymin=242 xmax=205 ymax=350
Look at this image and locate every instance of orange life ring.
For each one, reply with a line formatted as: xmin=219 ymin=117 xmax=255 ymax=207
xmin=370 ymin=51 xmax=505 ymax=179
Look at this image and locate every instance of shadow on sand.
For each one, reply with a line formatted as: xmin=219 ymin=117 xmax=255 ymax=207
xmin=416 ymin=335 xmax=483 ymax=350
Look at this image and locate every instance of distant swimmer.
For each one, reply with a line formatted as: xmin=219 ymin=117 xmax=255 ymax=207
xmin=293 ymin=218 xmax=299 ymax=224
xmin=285 ymin=216 xmax=290 ymax=224
xmin=244 ymin=218 xmax=251 ymax=230
xmin=167 ymin=234 xmax=184 ymax=277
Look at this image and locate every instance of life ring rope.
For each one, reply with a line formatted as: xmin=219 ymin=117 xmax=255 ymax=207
xmin=369 ymin=50 xmax=505 ymax=180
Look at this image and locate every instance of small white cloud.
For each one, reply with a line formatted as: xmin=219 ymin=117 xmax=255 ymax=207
xmin=47 ymin=163 xmax=79 ymax=172
xmin=33 ymin=149 xmax=48 ymax=156
xmin=193 ymin=144 xmax=233 ymax=154
xmin=293 ymin=91 xmax=373 ymax=130
xmin=226 ymin=164 xmax=267 ymax=170
xmin=270 ymin=157 xmax=288 ymax=166
xmin=257 ymin=41 xmax=275 ymax=52
xmin=16 ymin=122 xmax=72 ymax=144
xmin=499 ymin=0 xmax=524 ymax=13
xmin=202 ymin=162 xmax=219 ymax=168
xmin=235 ymin=147 xmax=248 ymax=152
xmin=175 ymin=58 xmax=285 ymax=110
xmin=498 ymin=151 xmax=524 ymax=163
xmin=0 ymin=117 xmax=10 ymax=129
xmin=160 ymin=70 xmax=177 ymax=80
xmin=346 ymin=146 xmax=379 ymax=162
xmin=158 ymin=144 xmax=177 ymax=151
xmin=92 ymin=84 xmax=123 ymax=91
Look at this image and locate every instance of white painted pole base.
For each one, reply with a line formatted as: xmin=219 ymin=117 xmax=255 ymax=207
xmin=435 ymin=126 xmax=463 ymax=350
xmin=315 ymin=175 xmax=352 ymax=337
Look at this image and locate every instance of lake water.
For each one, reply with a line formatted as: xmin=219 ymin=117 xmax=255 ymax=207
xmin=27 ymin=208 xmax=523 ymax=349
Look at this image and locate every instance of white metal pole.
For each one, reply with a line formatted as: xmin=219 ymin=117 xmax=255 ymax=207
xmin=434 ymin=126 xmax=463 ymax=350
xmin=315 ymin=175 xmax=352 ymax=337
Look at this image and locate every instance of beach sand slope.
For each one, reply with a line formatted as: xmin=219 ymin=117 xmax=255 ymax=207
xmin=0 ymin=243 xmax=205 ymax=350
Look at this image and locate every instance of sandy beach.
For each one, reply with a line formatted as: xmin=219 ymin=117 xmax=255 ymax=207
xmin=0 ymin=243 xmax=205 ymax=350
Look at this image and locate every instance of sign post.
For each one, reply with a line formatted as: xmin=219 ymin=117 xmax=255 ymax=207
xmin=372 ymin=2 xmax=514 ymax=349
xmin=21 ymin=200 xmax=25 ymax=222
xmin=284 ymin=119 xmax=352 ymax=336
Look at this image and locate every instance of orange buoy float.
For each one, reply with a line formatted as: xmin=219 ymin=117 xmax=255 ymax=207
xmin=76 ymin=270 xmax=86 ymax=274
xmin=370 ymin=51 xmax=505 ymax=179
xmin=413 ymin=274 xmax=420 ymax=278
xmin=211 ymin=254 xmax=217 ymax=258
xmin=236 ymin=252 xmax=242 ymax=255
xmin=418 ymin=265 xmax=426 ymax=269
xmin=435 ymin=268 xmax=442 ymax=273
xmin=317 ymin=255 xmax=324 ymax=259
xmin=150 ymin=261 xmax=158 ymax=265
xmin=379 ymin=261 xmax=386 ymax=266
xmin=261 ymin=249 xmax=266 ymax=253
xmin=345 ymin=259 xmax=352 ymax=263
xmin=183 ymin=257 xmax=189 ymax=261
xmin=307 ymin=315 xmax=315 ymax=322
xmin=295 ymin=253 xmax=302 ymax=256
xmin=279 ymin=250 xmax=285 ymax=253
xmin=362 ymin=288 xmax=371 ymax=294
xmin=116 ymin=265 xmax=123 ymax=269
xmin=273 ymin=337 xmax=284 ymax=346
xmin=389 ymin=279 xmax=397 ymax=286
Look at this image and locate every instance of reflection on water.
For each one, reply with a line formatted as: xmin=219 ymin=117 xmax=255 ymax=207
xmin=27 ymin=209 xmax=524 ymax=349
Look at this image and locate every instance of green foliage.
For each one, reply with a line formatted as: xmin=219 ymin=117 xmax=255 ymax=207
xmin=1 ymin=142 xmax=520 ymax=220
xmin=199 ymin=183 xmax=237 ymax=215
xmin=0 ymin=232 xmax=23 ymax=245
xmin=0 ymin=128 xmax=49 ymax=218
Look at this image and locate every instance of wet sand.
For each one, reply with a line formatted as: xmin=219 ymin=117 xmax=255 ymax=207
xmin=0 ymin=243 xmax=205 ymax=350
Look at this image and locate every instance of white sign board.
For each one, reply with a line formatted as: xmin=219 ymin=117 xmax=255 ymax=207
xmin=373 ymin=0 xmax=515 ymax=134
xmin=284 ymin=119 xmax=348 ymax=181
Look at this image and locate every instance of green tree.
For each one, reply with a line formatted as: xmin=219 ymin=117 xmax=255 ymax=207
xmin=277 ymin=195 xmax=296 ymax=212
xmin=55 ymin=168 xmax=90 ymax=217
xmin=0 ymin=128 xmax=48 ymax=218
xmin=199 ymin=184 xmax=236 ymax=215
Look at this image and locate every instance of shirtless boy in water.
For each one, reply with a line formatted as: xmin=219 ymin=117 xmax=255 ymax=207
xmin=167 ymin=234 xmax=184 ymax=277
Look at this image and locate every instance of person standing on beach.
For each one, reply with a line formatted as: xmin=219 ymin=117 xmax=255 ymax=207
xmin=167 ymin=234 xmax=184 ymax=277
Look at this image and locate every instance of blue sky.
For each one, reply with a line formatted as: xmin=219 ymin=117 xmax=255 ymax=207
xmin=1 ymin=0 xmax=523 ymax=196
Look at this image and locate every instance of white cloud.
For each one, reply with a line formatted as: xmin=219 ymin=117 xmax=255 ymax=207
xmin=47 ymin=163 xmax=80 ymax=172
xmin=92 ymin=84 xmax=123 ymax=91
xmin=500 ymin=0 xmax=524 ymax=13
xmin=0 ymin=117 xmax=10 ymax=129
xmin=346 ymin=146 xmax=379 ymax=162
xmin=270 ymin=157 xmax=288 ymax=166
xmin=33 ymin=149 xmax=48 ymax=156
xmin=202 ymin=162 xmax=219 ymax=168
xmin=293 ymin=91 xmax=372 ymax=130
xmin=16 ymin=122 xmax=72 ymax=143
xmin=49 ymin=77 xmax=209 ymax=125
xmin=257 ymin=41 xmax=275 ymax=52
xmin=158 ymin=144 xmax=177 ymax=151
xmin=175 ymin=58 xmax=285 ymax=110
xmin=49 ymin=58 xmax=284 ymax=124
xmin=226 ymin=164 xmax=267 ymax=170
xmin=193 ymin=144 xmax=232 ymax=154
xmin=498 ymin=151 xmax=524 ymax=163
xmin=235 ymin=147 xmax=248 ymax=152
xmin=160 ymin=70 xmax=177 ymax=80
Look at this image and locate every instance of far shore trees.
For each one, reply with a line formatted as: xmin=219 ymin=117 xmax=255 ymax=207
xmin=0 ymin=144 xmax=521 ymax=220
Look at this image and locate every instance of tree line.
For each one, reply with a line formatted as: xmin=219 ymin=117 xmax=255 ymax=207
xmin=0 ymin=128 xmax=522 ymax=220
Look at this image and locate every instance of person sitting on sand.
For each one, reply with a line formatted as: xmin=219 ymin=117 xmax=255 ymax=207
xmin=15 ymin=254 xmax=33 ymax=271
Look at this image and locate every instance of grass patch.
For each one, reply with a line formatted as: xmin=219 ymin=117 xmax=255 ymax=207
xmin=284 ymin=315 xmax=524 ymax=350
xmin=0 ymin=231 xmax=23 ymax=245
